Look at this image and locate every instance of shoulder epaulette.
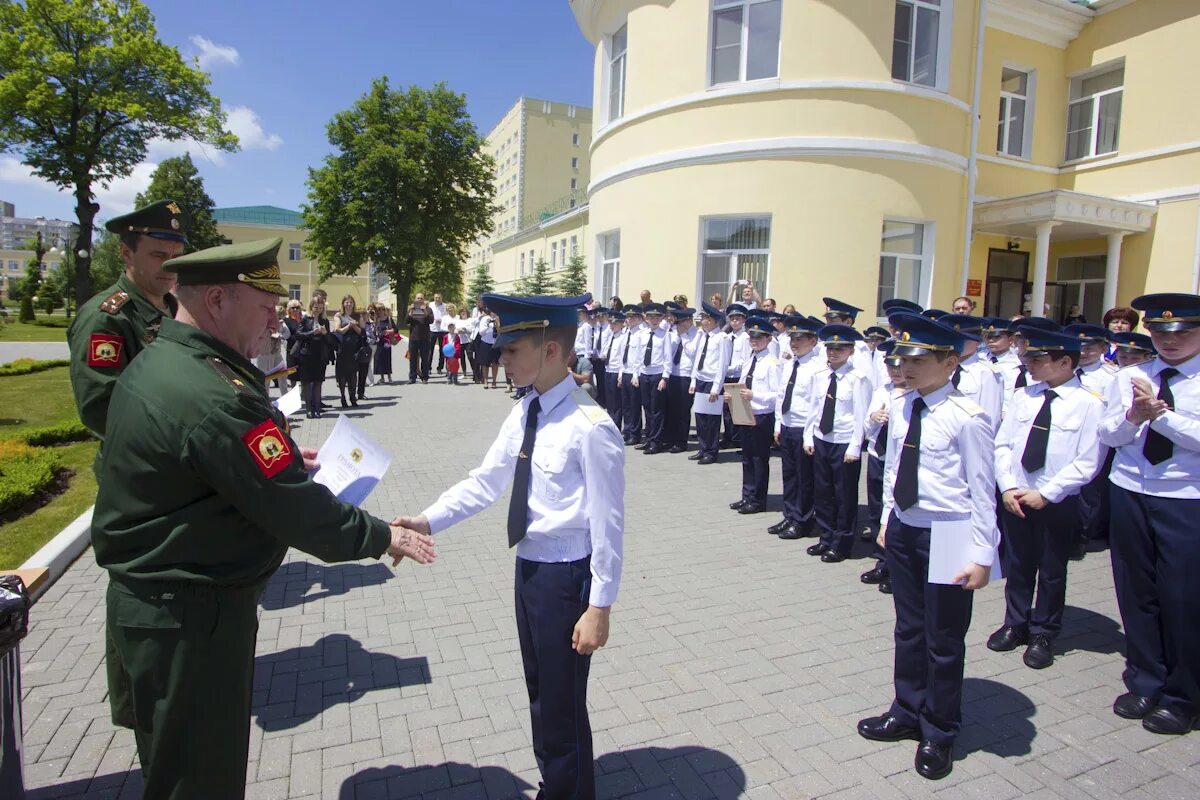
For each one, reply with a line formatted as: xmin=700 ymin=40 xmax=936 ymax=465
xmin=947 ymin=391 xmax=985 ymax=416
xmin=571 ymin=386 xmax=611 ymax=426
xmin=99 ymin=290 xmax=130 ymax=314
xmin=1101 ymin=362 xmax=1118 ymax=374
xmin=207 ymin=357 xmax=256 ymax=396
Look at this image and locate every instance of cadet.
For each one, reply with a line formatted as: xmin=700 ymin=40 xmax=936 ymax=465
xmin=92 ymin=237 xmax=434 ymax=798
xmin=688 ymin=302 xmax=731 ymax=465
xmin=862 ymin=341 xmax=906 ymax=591
xmin=665 ymin=306 xmax=700 ymax=453
xmin=1111 ymin=331 xmax=1156 ymax=368
xmin=770 ymin=315 xmax=823 ymax=539
xmin=400 ymin=292 xmax=625 ymax=797
xmin=803 ymin=324 xmax=871 ymax=562
xmin=822 ymin=297 xmax=876 ymax=383
xmin=863 ymin=325 xmax=891 ymax=390
xmin=1065 ymin=323 xmax=1119 ymax=558
xmin=616 ymin=304 xmax=644 ymax=444
xmin=982 ymin=317 xmax=1023 ymax=398
xmin=727 ymin=316 xmax=783 ymax=514
xmin=1098 ymin=292 xmax=1200 ymax=735
xmin=600 ymin=311 xmax=626 ymax=425
xmin=632 ymin=303 xmax=671 ymax=454
xmin=938 ymin=314 xmax=1004 ymax=429
xmin=858 ymin=313 xmax=998 ymax=782
xmin=1067 ymin=323 xmax=1118 ymax=395
xmin=989 ymin=327 xmax=1106 ymax=670
xmin=68 ymin=200 xmax=187 ymax=439
xmin=1006 ymin=316 xmax=1062 ymax=395
xmin=721 ymin=304 xmax=751 ymax=448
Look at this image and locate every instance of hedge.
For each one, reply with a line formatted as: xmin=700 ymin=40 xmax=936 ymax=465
xmin=0 ymin=441 xmax=60 ymax=515
xmin=31 ymin=318 xmax=71 ymax=329
xmin=0 ymin=358 xmax=69 ymax=377
xmin=19 ymin=421 xmax=93 ymax=447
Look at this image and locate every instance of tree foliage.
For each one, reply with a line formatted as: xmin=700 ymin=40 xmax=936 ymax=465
xmin=555 ymin=254 xmax=589 ymax=297
xmin=88 ymin=228 xmax=124 ymax=289
xmin=465 ymin=263 xmax=495 ymax=306
xmin=302 ymin=78 xmax=497 ymax=316
xmin=0 ymin=0 xmax=237 ymax=305
xmin=515 ymin=258 xmax=553 ymax=296
xmin=133 ymin=153 xmax=222 ymax=250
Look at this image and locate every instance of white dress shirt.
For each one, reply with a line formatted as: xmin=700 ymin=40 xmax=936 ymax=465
xmin=864 ymin=383 xmax=905 ymax=457
xmin=574 ymin=322 xmax=592 ymax=358
xmin=633 ymin=326 xmax=671 ymax=377
xmin=773 ymin=350 xmax=822 ymax=432
xmin=802 ymin=363 xmax=871 ymax=456
xmin=596 ymin=325 xmax=617 ymax=370
xmin=738 ymin=349 xmax=783 ymax=414
xmin=421 ymin=375 xmax=625 ymax=606
xmin=727 ymin=329 xmax=750 ymax=379
xmin=667 ymin=325 xmax=700 ymax=378
xmin=880 ymin=383 xmax=1000 ymax=566
xmin=689 ymin=329 xmax=731 ymax=387
xmin=851 ymin=342 xmax=878 ymax=391
xmin=1099 ymin=353 xmax=1200 ymax=499
xmin=618 ymin=323 xmax=642 ymax=376
xmin=994 ymin=378 xmax=1106 ymax=502
xmin=954 ymin=350 xmax=1003 ymax=431
xmin=1077 ymin=358 xmax=1117 ymax=397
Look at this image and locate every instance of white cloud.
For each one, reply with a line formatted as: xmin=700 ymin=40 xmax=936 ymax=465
xmin=225 ymin=106 xmax=283 ymax=152
xmin=147 ymin=137 xmax=230 ymax=167
xmin=0 ymin=155 xmax=155 ymax=218
xmin=190 ymin=35 xmax=240 ymax=70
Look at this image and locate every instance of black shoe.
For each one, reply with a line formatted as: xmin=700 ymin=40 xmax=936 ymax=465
xmin=860 ymin=566 xmax=888 ymax=584
xmin=668 ymin=445 xmax=685 ymax=454
xmin=340 ymin=398 xmax=348 ymax=408
xmin=860 ymin=526 xmax=876 ymax=541
xmin=986 ymin=625 xmax=1029 ymax=652
xmin=1114 ymin=693 xmax=1156 ymax=720
xmin=857 ymin=713 xmax=920 ymax=743
xmin=915 ymin=740 xmax=953 ymax=780
xmin=697 ymin=455 xmax=717 ymax=465
xmin=357 ymin=392 xmax=366 ymax=400
xmin=806 ymin=542 xmax=830 ymax=556
xmin=688 ymin=452 xmax=702 ymax=461
xmin=1142 ymin=706 xmax=1199 ymax=735
xmin=778 ymin=522 xmax=806 ymax=540
xmin=1023 ymin=634 xmax=1054 ymax=669
xmin=878 ymin=579 xmax=892 ymax=595
xmin=738 ymin=503 xmax=764 ymax=515
xmin=644 ymin=444 xmax=663 ymax=454
xmin=768 ymin=519 xmax=790 ymax=535
xmin=821 ymin=551 xmax=846 ymax=563
xmin=729 ymin=500 xmax=747 ymax=511
xmin=623 ymin=435 xmax=633 ymax=445
xmin=350 ymin=399 xmax=359 ymax=408
xmin=1069 ymin=541 xmax=1088 ymax=561
xmin=305 ymin=411 xmax=314 ymax=419
xmin=635 ymin=441 xmax=648 ymax=450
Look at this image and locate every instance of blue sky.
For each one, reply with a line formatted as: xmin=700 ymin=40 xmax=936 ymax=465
xmin=0 ymin=0 xmax=594 ymax=225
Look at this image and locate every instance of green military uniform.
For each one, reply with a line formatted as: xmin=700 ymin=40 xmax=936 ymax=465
xmin=67 ymin=200 xmax=187 ymax=439
xmin=93 ymin=238 xmax=392 ymax=799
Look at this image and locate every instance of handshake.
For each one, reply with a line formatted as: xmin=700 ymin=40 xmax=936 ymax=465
xmin=385 ymin=514 xmax=435 ymax=567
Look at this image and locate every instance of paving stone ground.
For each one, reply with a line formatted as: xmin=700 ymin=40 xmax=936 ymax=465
xmin=18 ymin=368 xmax=1200 ymax=799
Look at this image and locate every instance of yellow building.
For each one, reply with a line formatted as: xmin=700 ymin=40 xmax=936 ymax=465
xmin=560 ymin=0 xmax=1198 ymax=322
xmin=1 ymin=202 xmax=75 ymax=298
xmin=213 ymin=206 xmax=376 ymax=311
xmin=468 ymin=97 xmax=593 ymax=293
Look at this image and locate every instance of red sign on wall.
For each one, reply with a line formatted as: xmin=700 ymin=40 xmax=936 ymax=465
xmin=966 ymin=279 xmax=983 ymax=296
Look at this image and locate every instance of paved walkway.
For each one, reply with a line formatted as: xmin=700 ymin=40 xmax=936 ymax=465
xmin=0 ymin=341 xmax=70 ymax=363
xmin=19 ymin=370 xmax=1200 ymax=799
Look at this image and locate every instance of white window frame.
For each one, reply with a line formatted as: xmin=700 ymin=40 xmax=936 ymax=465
xmin=288 ymin=243 xmax=302 ymax=261
xmin=877 ymin=218 xmax=935 ymax=318
xmin=603 ymin=24 xmax=628 ymax=127
xmin=596 ymin=230 xmax=621 ymax=301
xmin=696 ymin=214 xmax=773 ymax=304
xmin=891 ymin=0 xmax=952 ymax=92
xmin=288 ymin=284 xmax=301 ymax=302
xmin=520 ymin=252 xmax=526 ymax=276
xmin=572 ymin=132 xmax=580 ymax=146
xmin=997 ymin=64 xmax=1036 ymax=160
xmin=551 ymin=241 xmax=558 ymax=269
xmin=1064 ymin=61 xmax=1124 ymax=163
xmin=707 ymin=0 xmax=782 ymax=88
xmin=570 ymin=235 xmax=578 ymax=258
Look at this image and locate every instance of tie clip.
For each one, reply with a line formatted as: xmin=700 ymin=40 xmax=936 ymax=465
xmin=518 ymin=452 xmax=529 ymax=459
xmin=1032 ymin=425 xmax=1049 ymax=431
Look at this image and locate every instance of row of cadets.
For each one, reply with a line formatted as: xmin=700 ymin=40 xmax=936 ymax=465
xmin=727 ymin=315 xmax=784 ymax=514
xmin=617 ymin=304 xmax=645 ymax=444
xmin=601 ymin=311 xmax=627 ymax=426
xmin=803 ymin=324 xmax=873 ymax=562
xmin=768 ymin=315 xmax=825 ymax=538
xmin=1097 ymin=292 xmax=1200 ymax=736
xmin=688 ymin=302 xmax=732 ymax=464
xmin=1065 ymin=323 xmax=1120 ymax=559
xmin=937 ymin=314 xmax=1005 ymax=430
xmin=631 ymin=303 xmax=672 ymax=453
xmin=860 ymin=339 xmax=907 ymax=594
xmin=987 ymin=325 xmax=1106 ymax=670
xmin=665 ymin=305 xmax=700 ymax=453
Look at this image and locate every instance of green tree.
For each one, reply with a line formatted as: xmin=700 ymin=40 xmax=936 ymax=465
xmin=465 ymin=263 xmax=495 ymax=306
xmin=555 ymin=254 xmax=589 ymax=297
xmin=18 ymin=252 xmax=41 ymax=322
xmin=133 ymin=153 xmax=222 ymax=250
xmin=515 ymin=258 xmax=553 ymax=296
xmin=42 ymin=250 xmax=74 ymax=315
xmin=0 ymin=0 xmax=237 ymax=306
xmin=302 ymin=78 xmax=497 ymax=316
xmin=89 ymin=229 xmax=125 ymax=289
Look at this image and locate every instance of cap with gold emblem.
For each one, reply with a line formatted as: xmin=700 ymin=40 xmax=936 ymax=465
xmin=104 ymin=199 xmax=188 ymax=244
xmin=888 ymin=312 xmax=970 ymax=356
xmin=817 ymin=323 xmax=863 ymax=347
xmin=1130 ymin=292 xmax=1200 ymax=332
xmin=162 ymin=237 xmax=288 ymax=296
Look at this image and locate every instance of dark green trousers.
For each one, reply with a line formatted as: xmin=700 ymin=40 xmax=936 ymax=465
xmin=105 ymin=579 xmax=261 ymax=799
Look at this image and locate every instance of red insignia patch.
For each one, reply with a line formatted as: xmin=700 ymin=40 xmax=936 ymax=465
xmin=241 ymin=420 xmax=294 ymax=478
xmin=87 ymin=334 xmax=124 ymax=368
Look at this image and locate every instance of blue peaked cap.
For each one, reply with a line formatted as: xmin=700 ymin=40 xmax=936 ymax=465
xmin=484 ymin=292 xmax=593 ymax=347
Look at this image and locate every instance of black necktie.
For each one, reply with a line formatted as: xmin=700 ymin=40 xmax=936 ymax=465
xmin=643 ymin=332 xmax=653 ymax=367
xmin=744 ymin=355 xmax=757 ymax=390
xmin=605 ymin=331 xmax=614 ymax=362
xmin=874 ymin=417 xmax=889 ymax=458
xmin=622 ymin=330 xmax=632 ymax=363
xmin=698 ymin=333 xmax=709 ymax=372
xmin=819 ymin=373 xmax=838 ymax=434
xmin=1015 ymin=365 xmax=1028 ymax=389
xmin=1143 ymin=368 xmax=1179 ymax=465
xmin=507 ymin=397 xmax=541 ymax=548
xmin=990 ymin=355 xmax=998 ymax=364
xmin=782 ymin=360 xmax=800 ymax=414
xmin=1020 ymin=389 xmax=1057 ymax=473
xmin=952 ymin=366 xmax=962 ymax=388
xmin=1075 ymin=367 xmax=1084 ymax=382
xmin=893 ymin=397 xmax=926 ymax=511
xmin=673 ymin=338 xmax=683 ymax=366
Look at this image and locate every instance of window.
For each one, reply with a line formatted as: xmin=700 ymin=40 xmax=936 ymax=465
xmin=1066 ymin=64 xmax=1123 ymax=161
xmin=570 ymin=235 xmax=578 ymax=257
xmin=877 ymin=220 xmax=932 ymax=315
xmin=997 ymin=67 xmax=1033 ymax=158
xmin=288 ymin=243 xmax=302 ymax=261
xmin=288 ymin=284 xmax=301 ymax=302
xmin=572 ymin=132 xmax=580 ymax=146
xmin=599 ymin=231 xmax=621 ymax=301
xmin=710 ymin=0 xmax=782 ymax=86
xmin=551 ymin=241 xmax=558 ymax=268
xmin=520 ymin=252 xmax=526 ymax=275
xmin=1055 ymin=254 xmax=1106 ymax=324
xmin=607 ymin=24 xmax=628 ymax=123
xmin=529 ymin=249 xmax=535 ymax=270
xmin=7 ymin=260 xmax=17 ymax=272
xmin=570 ymin=178 xmax=578 ymax=190
xmin=892 ymin=1 xmax=946 ymax=89
xmin=571 ymin=157 xmax=579 ymax=170
xmin=699 ymin=216 xmax=771 ymax=303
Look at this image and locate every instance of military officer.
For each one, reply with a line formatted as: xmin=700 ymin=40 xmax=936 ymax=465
xmin=67 ymin=200 xmax=188 ymax=439
xmin=92 ymin=236 xmax=434 ymax=798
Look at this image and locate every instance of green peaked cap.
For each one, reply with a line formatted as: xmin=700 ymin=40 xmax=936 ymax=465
xmin=105 ymin=199 xmax=188 ymax=243
xmin=163 ymin=237 xmax=288 ymax=296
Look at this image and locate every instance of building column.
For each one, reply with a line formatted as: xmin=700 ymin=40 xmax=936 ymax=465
xmin=1104 ymin=232 xmax=1127 ymax=312
xmin=1029 ymin=221 xmax=1059 ymax=318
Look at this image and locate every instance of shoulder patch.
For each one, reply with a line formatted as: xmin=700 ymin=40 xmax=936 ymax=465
xmin=207 ymin=357 xmax=255 ymax=395
xmin=571 ymin=386 xmax=611 ymax=426
xmin=241 ymin=419 xmax=294 ymax=478
xmin=947 ymin=392 xmax=985 ymax=417
xmin=87 ymin=333 xmax=124 ymax=368
xmin=99 ymin=290 xmax=130 ymax=314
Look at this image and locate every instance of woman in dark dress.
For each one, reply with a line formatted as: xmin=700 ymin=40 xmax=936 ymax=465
xmin=333 ymin=294 xmax=365 ymax=408
xmin=282 ymin=299 xmax=304 ymax=383
xmin=374 ymin=306 xmax=396 ymax=383
xmin=293 ymin=295 xmax=331 ymax=418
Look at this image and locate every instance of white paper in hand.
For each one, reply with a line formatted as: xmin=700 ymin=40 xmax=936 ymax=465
xmin=273 ymin=385 xmax=303 ymax=417
xmin=312 ymin=416 xmax=391 ymax=507
xmin=927 ymin=519 xmax=1002 ymax=585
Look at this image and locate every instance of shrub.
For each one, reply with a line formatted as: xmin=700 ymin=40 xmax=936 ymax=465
xmin=20 ymin=421 xmax=92 ymax=446
xmin=0 ymin=359 xmax=69 ymax=377
xmin=0 ymin=442 xmax=60 ymax=514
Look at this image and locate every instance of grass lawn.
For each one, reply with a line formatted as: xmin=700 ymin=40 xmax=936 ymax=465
xmin=0 ymin=367 xmax=79 ymax=430
xmin=0 ymin=314 xmax=70 ymax=341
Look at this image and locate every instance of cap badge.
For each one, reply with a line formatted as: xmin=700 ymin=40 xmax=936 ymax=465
xmin=170 ymin=218 xmax=181 ymax=230
xmin=1162 ymin=310 xmax=1174 ymax=319
xmin=901 ymin=332 xmax=911 ymax=341
xmin=166 ymin=202 xmax=182 ymax=215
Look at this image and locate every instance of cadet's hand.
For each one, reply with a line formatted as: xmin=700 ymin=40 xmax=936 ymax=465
xmin=386 ymin=525 xmax=436 ymax=567
xmin=616 ymin=374 xmax=623 ymax=387
xmin=688 ymin=384 xmax=696 ymax=395
xmin=870 ymin=407 xmax=889 ymax=424
xmin=709 ymin=392 xmax=719 ymax=402
xmin=774 ymin=432 xmax=781 ymax=445
xmin=573 ymin=605 xmax=610 ymax=655
xmin=390 ymin=514 xmax=431 ymax=536
xmin=1001 ymin=489 xmax=1025 ymax=518
xmin=632 ymin=376 xmax=640 ymax=389
xmin=804 ymin=445 xmax=814 ymax=456
xmin=739 ymin=387 xmax=753 ymax=401
xmin=723 ymin=392 xmax=732 ymax=405
xmin=657 ymin=378 xmax=667 ymax=392
xmin=876 ymin=526 xmax=887 ymax=549
xmin=844 ymin=453 xmax=860 ymax=464
xmin=1016 ymin=489 xmax=1047 ymax=511
xmin=1128 ymin=377 xmax=1169 ymax=424
xmin=953 ymin=562 xmax=990 ymax=591
xmin=300 ymin=447 xmax=320 ymax=472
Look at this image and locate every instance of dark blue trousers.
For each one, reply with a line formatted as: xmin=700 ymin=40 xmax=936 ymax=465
xmin=665 ymin=375 xmax=690 ymax=447
xmin=1001 ymin=496 xmax=1077 ymax=637
xmin=1077 ymin=449 xmax=1115 ymax=545
xmin=639 ymin=374 xmax=667 ymax=445
xmin=722 ymin=374 xmax=742 ymax=446
xmin=620 ymin=377 xmax=641 ymax=440
xmin=594 ymin=362 xmax=607 ymax=408
xmin=515 ymin=557 xmax=594 ymax=800
xmin=779 ymin=426 xmax=814 ymax=525
xmin=1109 ymin=486 xmax=1200 ymax=714
xmin=740 ymin=412 xmax=774 ymax=505
xmin=885 ymin=518 xmax=975 ymax=745
xmin=813 ymin=438 xmax=861 ymax=556
xmin=603 ymin=370 xmax=622 ymax=428
xmin=867 ymin=453 xmax=887 ymax=568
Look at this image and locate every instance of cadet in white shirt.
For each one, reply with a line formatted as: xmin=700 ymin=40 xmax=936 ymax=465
xmin=803 ymin=324 xmax=872 ymax=562
xmin=989 ymin=328 xmax=1106 ymax=671
xmin=722 ymin=304 xmax=751 ymax=448
xmin=665 ymin=306 xmax=700 ymax=453
xmin=822 ymin=297 xmax=877 ymax=389
xmin=863 ymin=326 xmax=891 ymax=391
xmin=982 ymin=317 xmax=1022 ymax=397
xmin=938 ymin=314 xmax=1004 ymax=430
xmin=1098 ymin=292 xmax=1200 ymax=736
xmin=592 ymin=309 xmax=609 ymax=408
xmin=859 ymin=313 xmax=998 ymax=782
xmin=616 ymin=305 xmax=644 ymax=445
xmin=398 ymin=292 xmax=623 ymax=798
xmin=1111 ymin=331 xmax=1156 ymax=368
xmin=861 ymin=343 xmax=906 ymax=591
xmin=689 ymin=302 xmax=732 ymax=465
xmin=769 ymin=316 xmax=825 ymax=539
xmin=600 ymin=312 xmax=626 ymax=426
xmin=727 ymin=316 xmax=783 ymax=515
xmin=632 ymin=303 xmax=672 ymax=454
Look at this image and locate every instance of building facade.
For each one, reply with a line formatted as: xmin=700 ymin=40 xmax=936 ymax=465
xmin=0 ymin=201 xmax=76 ymax=297
xmin=564 ymin=0 xmax=1198 ymax=322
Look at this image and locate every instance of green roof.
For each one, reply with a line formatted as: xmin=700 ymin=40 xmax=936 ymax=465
xmin=213 ymin=206 xmax=303 ymax=227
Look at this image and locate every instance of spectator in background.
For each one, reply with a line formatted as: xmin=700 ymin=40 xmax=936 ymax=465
xmin=609 ymin=295 xmax=623 ymax=313
xmin=761 ymin=298 xmax=777 ymax=313
xmin=256 ymin=304 xmax=289 ymax=398
xmin=477 ymin=307 xmax=499 ymax=389
xmin=570 ymin=351 xmax=597 ymax=398
xmin=952 ymin=296 xmax=977 ymax=315
xmin=374 ymin=305 xmax=396 ymax=384
xmin=439 ymin=302 xmax=457 ymax=378
xmin=782 ymin=303 xmax=797 ymax=315
xmin=1102 ymin=306 xmax=1140 ymax=363
xmin=282 ymin=299 xmax=304 ymax=385
xmin=430 ymin=293 xmax=447 ymax=374
xmin=456 ymin=306 xmax=475 ymax=381
xmin=640 ymin=289 xmax=652 ymax=305
xmin=333 ymin=294 xmax=364 ymax=408
xmin=443 ymin=322 xmax=463 ymax=385
xmin=1065 ymin=304 xmax=1087 ymax=325
xmin=727 ymin=280 xmax=761 ymax=309
xmin=294 ymin=295 xmax=331 ymax=418
xmin=406 ymin=293 xmax=433 ymax=384
xmin=363 ymin=304 xmax=379 ymax=387
xmin=709 ymin=292 xmax=725 ymax=309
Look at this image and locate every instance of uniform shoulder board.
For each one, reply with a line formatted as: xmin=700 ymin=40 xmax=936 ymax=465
xmin=207 ymin=357 xmax=255 ymax=396
xmin=947 ymin=391 xmax=985 ymax=417
xmin=1087 ymin=389 xmax=1104 ymax=400
xmin=98 ymin=290 xmax=130 ymax=314
xmin=1101 ymin=362 xmax=1118 ymax=374
xmin=761 ymin=355 xmax=778 ymax=367
xmin=571 ymin=386 xmax=610 ymax=426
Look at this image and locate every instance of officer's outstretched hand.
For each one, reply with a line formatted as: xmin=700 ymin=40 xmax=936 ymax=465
xmin=953 ymin=562 xmax=989 ymax=591
xmin=387 ymin=525 xmax=436 ymax=567
xmin=573 ymin=605 xmax=610 ymax=655
xmin=390 ymin=514 xmax=431 ymax=536
xmin=300 ymin=448 xmax=320 ymax=472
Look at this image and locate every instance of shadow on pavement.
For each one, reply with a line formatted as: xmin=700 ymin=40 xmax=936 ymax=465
xmin=259 ymin=561 xmax=394 ymax=611
xmin=958 ymin=677 xmax=1037 ymax=759
xmin=1057 ymin=604 xmax=1125 ymax=658
xmin=26 ymin=769 xmax=143 ymax=799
